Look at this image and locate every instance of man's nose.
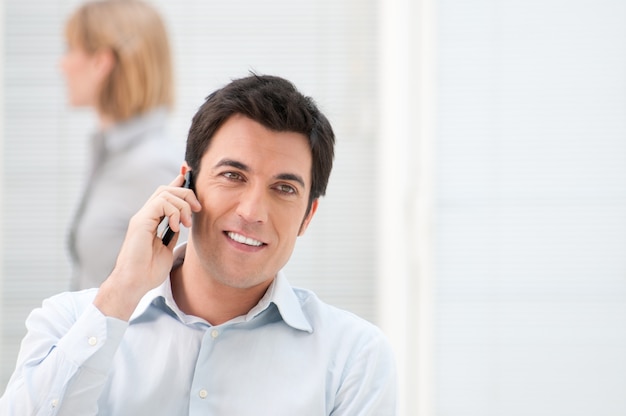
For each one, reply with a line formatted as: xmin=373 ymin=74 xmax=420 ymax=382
xmin=235 ymin=184 xmax=268 ymax=223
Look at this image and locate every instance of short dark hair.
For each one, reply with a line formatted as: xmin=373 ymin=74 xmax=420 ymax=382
xmin=185 ymin=74 xmax=335 ymax=212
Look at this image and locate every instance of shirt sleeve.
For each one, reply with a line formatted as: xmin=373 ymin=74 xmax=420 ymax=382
xmin=0 ymin=292 xmax=128 ymax=415
xmin=331 ymin=330 xmax=398 ymax=416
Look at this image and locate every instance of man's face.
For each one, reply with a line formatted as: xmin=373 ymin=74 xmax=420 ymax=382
xmin=188 ymin=114 xmax=318 ymax=290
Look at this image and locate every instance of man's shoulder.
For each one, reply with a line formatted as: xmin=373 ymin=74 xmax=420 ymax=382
xmin=292 ymin=286 xmax=388 ymax=341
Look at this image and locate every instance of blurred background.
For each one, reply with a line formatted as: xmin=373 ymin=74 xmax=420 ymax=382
xmin=1 ymin=0 xmax=625 ymax=415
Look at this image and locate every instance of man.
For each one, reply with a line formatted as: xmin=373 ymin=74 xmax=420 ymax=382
xmin=0 ymin=74 xmax=397 ymax=415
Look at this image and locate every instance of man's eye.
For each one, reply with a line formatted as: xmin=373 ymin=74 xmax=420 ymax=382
xmin=276 ymin=184 xmax=296 ymax=195
xmin=223 ymin=172 xmax=242 ymax=180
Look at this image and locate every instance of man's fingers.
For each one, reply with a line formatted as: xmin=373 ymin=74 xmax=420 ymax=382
xmin=130 ymin=175 xmax=201 ymax=244
xmin=151 ymin=175 xmax=201 ymax=211
xmin=157 ymin=190 xmax=197 ymax=228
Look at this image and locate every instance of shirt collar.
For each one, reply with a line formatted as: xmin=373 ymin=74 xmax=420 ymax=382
xmin=246 ymin=270 xmax=313 ymax=333
xmin=94 ymin=107 xmax=168 ymax=155
xmin=129 ymin=243 xmax=187 ymax=324
xmin=129 ymin=242 xmax=313 ymax=333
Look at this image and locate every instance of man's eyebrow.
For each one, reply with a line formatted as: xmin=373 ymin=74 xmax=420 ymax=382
xmin=276 ymin=173 xmax=305 ymax=189
xmin=214 ymin=158 xmax=306 ymax=189
xmin=214 ymin=158 xmax=249 ymax=171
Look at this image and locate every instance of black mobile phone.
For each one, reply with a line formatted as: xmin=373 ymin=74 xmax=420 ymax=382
xmin=159 ymin=170 xmax=194 ymax=246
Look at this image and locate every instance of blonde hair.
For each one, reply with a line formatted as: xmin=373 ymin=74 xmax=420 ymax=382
xmin=65 ymin=0 xmax=174 ymax=121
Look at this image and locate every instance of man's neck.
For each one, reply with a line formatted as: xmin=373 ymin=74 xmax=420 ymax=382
xmin=170 ymin=256 xmax=272 ymax=326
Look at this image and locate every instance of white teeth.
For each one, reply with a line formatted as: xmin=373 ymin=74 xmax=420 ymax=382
xmin=228 ymin=232 xmax=263 ymax=247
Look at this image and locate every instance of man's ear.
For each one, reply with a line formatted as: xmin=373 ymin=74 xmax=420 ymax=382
xmin=181 ymin=162 xmax=190 ymax=176
xmin=298 ymin=199 xmax=319 ymax=236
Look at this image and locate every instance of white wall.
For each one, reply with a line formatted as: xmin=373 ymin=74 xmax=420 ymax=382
xmin=434 ymin=0 xmax=626 ymax=415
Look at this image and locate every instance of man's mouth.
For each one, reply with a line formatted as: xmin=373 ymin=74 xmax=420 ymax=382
xmin=227 ymin=231 xmax=264 ymax=247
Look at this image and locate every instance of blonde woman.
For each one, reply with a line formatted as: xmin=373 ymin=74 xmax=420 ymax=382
xmin=61 ymin=0 xmax=184 ymax=289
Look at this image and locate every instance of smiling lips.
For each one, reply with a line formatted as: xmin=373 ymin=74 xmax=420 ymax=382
xmin=227 ymin=231 xmax=265 ymax=247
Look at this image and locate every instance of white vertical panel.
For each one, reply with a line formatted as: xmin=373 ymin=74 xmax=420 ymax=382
xmin=435 ymin=0 xmax=626 ymax=415
xmin=0 ymin=0 xmax=5 ymax=371
xmin=377 ymin=0 xmax=436 ymax=415
xmin=412 ymin=1 xmax=437 ymax=414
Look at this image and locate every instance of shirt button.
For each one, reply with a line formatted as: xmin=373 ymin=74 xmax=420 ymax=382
xmin=88 ymin=336 xmax=98 ymax=346
xmin=51 ymin=398 xmax=59 ymax=407
xmin=210 ymin=329 xmax=219 ymax=339
xmin=198 ymin=389 xmax=208 ymax=399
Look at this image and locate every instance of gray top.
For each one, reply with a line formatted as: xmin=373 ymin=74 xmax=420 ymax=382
xmin=68 ymin=108 xmax=184 ymax=289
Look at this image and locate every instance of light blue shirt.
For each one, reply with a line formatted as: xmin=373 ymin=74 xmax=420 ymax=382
xmin=0 ymin=245 xmax=397 ymax=415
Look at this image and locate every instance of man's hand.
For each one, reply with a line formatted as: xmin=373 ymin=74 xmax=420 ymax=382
xmin=93 ymin=174 xmax=202 ymax=320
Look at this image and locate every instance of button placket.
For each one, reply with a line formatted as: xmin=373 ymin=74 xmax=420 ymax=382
xmin=189 ymin=327 xmax=222 ymax=412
